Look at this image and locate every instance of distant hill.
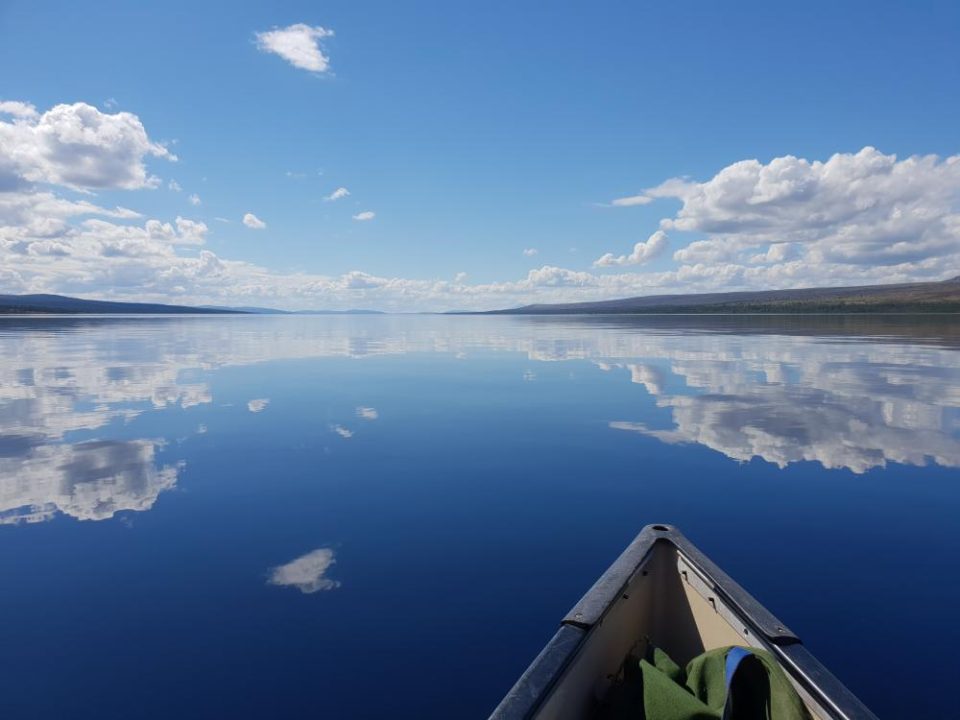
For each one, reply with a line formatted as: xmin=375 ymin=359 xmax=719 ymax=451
xmin=0 ymin=294 xmax=244 ymax=315
xmin=201 ymin=305 xmax=385 ymax=315
xmin=483 ymin=276 xmax=960 ymax=315
xmin=291 ymin=309 xmax=384 ymax=315
xmin=199 ymin=305 xmax=289 ymax=314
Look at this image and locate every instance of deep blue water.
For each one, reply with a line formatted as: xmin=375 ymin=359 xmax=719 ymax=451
xmin=0 ymin=314 xmax=958 ymax=718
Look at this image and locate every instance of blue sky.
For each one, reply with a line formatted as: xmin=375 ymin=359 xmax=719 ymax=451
xmin=1 ymin=0 xmax=958 ymax=310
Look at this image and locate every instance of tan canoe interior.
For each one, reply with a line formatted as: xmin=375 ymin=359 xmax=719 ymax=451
xmin=532 ymin=540 xmax=831 ymax=719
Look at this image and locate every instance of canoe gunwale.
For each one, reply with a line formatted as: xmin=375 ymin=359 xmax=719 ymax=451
xmin=489 ymin=524 xmax=878 ymax=720
xmin=562 ymin=525 xmax=799 ymax=645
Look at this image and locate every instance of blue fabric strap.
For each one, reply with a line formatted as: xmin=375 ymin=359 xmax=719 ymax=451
xmin=722 ymin=646 xmax=754 ymax=720
xmin=725 ymin=646 xmax=753 ymax=687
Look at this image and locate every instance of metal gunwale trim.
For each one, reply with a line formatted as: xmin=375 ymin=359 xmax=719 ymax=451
xmin=488 ymin=624 xmax=586 ymax=720
xmin=561 ymin=525 xmax=662 ymax=628
xmin=560 ymin=524 xmax=796 ymax=646
xmin=773 ymin=643 xmax=880 ymax=720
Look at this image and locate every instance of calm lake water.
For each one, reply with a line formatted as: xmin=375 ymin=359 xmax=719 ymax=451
xmin=1 ymin=314 xmax=958 ymax=718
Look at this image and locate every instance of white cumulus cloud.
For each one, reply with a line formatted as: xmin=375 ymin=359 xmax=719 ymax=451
xmin=525 ymin=265 xmax=598 ymax=288
xmin=594 ymin=231 xmax=669 ymax=267
xmin=0 ymin=101 xmax=175 ymax=191
xmin=255 ymin=24 xmax=335 ymax=74
xmin=592 ymin=147 xmax=960 ymax=290
xmin=352 ymin=211 xmax=375 ymax=221
xmin=0 ymin=100 xmax=39 ymax=119
xmin=4 ymin=112 xmax=959 ymax=314
xmin=659 ymin=147 xmax=960 ymax=270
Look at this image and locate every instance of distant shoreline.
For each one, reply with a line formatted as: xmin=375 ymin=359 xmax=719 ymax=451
xmin=2 ymin=311 xmax=958 ymax=321
xmin=465 ymin=307 xmax=960 ymax=316
xmin=0 ymin=294 xmax=383 ymax=315
xmin=3 ymin=277 xmax=959 ymax=316
xmin=476 ymin=276 xmax=960 ymax=316
xmin=453 ymin=310 xmax=960 ymax=316
xmin=0 ymin=294 xmax=242 ymax=315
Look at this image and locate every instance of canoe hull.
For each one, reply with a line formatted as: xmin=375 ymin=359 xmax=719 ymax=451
xmin=490 ymin=525 xmax=877 ymax=720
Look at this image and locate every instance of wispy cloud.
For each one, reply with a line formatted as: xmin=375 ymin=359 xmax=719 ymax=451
xmin=331 ymin=424 xmax=353 ymax=438
xmin=352 ymin=211 xmax=375 ymax=221
xmin=523 ymin=248 xmax=538 ymax=257
xmin=247 ymin=398 xmax=269 ymax=412
xmin=356 ymin=407 xmax=378 ymax=420
xmin=324 ymin=187 xmax=350 ymax=201
xmin=610 ymin=194 xmax=652 ymax=207
xmin=243 ymin=212 xmax=266 ymax=229
xmin=188 ymin=193 xmax=201 ymax=206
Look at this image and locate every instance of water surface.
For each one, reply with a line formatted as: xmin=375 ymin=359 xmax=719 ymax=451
xmin=1 ymin=314 xmax=958 ymax=717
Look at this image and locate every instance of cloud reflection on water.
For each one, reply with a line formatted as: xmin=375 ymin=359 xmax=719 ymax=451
xmin=0 ymin=315 xmax=957 ymax=525
xmin=600 ymin=342 xmax=960 ymax=473
xmin=247 ymin=398 xmax=270 ymax=413
xmin=355 ymin=406 xmax=378 ymax=420
xmin=0 ymin=439 xmax=180 ymax=524
xmin=268 ymin=548 xmax=341 ymax=593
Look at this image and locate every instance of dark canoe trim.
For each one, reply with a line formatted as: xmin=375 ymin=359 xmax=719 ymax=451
xmin=489 ymin=524 xmax=878 ymax=720
xmin=489 ymin=625 xmax=586 ymax=719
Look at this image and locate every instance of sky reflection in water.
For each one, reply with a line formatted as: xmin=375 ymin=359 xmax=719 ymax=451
xmin=0 ymin=315 xmax=958 ymax=718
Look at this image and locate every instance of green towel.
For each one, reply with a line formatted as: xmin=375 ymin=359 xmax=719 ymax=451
xmin=602 ymin=645 xmax=812 ymax=720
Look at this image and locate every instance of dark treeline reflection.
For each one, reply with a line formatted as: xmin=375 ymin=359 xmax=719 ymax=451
xmin=517 ymin=313 xmax=960 ymax=347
